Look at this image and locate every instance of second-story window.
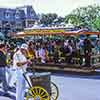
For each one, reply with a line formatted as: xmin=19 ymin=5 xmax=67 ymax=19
xmin=30 ymin=10 xmax=35 ymax=17
xmin=15 ymin=13 xmax=20 ymax=19
xmin=15 ymin=10 xmax=20 ymax=19
xmin=5 ymin=10 xmax=10 ymax=18
xmin=6 ymin=13 xmax=10 ymax=18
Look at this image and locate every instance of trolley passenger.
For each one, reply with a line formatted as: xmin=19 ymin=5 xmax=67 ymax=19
xmin=64 ymin=40 xmax=73 ymax=64
xmin=38 ymin=44 xmax=47 ymax=63
xmin=53 ymin=43 xmax=60 ymax=63
xmin=27 ymin=41 xmax=36 ymax=59
xmin=83 ymin=38 xmax=93 ymax=67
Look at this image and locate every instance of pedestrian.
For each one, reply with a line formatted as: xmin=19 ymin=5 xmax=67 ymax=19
xmin=0 ymin=43 xmax=9 ymax=96
xmin=13 ymin=43 xmax=32 ymax=100
xmin=7 ymin=46 xmax=20 ymax=88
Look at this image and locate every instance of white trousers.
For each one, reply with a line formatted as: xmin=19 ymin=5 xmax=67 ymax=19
xmin=16 ymin=69 xmax=26 ymax=100
xmin=6 ymin=68 xmax=16 ymax=87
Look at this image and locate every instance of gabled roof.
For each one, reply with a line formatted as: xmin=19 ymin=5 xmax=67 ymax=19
xmin=0 ymin=5 xmax=38 ymax=21
xmin=17 ymin=5 xmax=38 ymax=20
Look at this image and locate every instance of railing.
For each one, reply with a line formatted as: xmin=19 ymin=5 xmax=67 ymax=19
xmin=72 ymin=54 xmax=100 ymax=68
xmin=91 ymin=54 xmax=100 ymax=67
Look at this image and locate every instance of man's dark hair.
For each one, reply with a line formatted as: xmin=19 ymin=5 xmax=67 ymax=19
xmin=0 ymin=44 xmax=5 ymax=48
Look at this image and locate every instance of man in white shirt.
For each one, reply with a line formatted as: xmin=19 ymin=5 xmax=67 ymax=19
xmin=38 ymin=47 xmax=46 ymax=63
xmin=13 ymin=43 xmax=31 ymax=100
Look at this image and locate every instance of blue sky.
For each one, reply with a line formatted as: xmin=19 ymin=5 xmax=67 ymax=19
xmin=0 ymin=0 xmax=100 ymax=16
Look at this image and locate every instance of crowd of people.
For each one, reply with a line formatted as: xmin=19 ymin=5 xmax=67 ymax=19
xmin=0 ymin=36 xmax=100 ymax=100
xmin=2 ymin=36 xmax=100 ymax=67
xmin=6 ymin=37 xmax=100 ymax=66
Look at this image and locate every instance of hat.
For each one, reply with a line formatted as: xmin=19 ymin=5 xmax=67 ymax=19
xmin=21 ymin=43 xmax=28 ymax=50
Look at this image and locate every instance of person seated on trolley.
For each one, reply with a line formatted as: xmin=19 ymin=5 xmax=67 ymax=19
xmin=38 ymin=44 xmax=47 ymax=63
xmin=27 ymin=41 xmax=36 ymax=63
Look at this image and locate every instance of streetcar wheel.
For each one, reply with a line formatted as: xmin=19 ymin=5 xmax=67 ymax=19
xmin=26 ymin=86 xmax=50 ymax=100
xmin=50 ymin=82 xmax=59 ymax=100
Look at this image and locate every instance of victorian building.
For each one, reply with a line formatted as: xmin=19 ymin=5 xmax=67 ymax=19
xmin=0 ymin=5 xmax=38 ymax=34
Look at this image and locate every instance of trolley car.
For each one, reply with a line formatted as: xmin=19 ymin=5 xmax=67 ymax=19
xmin=13 ymin=28 xmax=100 ymax=73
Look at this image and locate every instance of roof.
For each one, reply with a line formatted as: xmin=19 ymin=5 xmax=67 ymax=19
xmin=0 ymin=5 xmax=38 ymax=21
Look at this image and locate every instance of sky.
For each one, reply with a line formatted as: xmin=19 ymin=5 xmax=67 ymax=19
xmin=0 ymin=0 xmax=100 ymax=16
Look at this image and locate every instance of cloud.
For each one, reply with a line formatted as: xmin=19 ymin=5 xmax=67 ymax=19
xmin=33 ymin=0 xmax=100 ymax=16
xmin=0 ymin=0 xmax=100 ymax=16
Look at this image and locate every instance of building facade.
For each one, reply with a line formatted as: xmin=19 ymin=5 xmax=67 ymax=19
xmin=0 ymin=5 xmax=38 ymax=34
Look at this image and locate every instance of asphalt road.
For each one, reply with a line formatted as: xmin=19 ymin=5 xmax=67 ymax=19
xmin=0 ymin=72 xmax=100 ymax=100
xmin=52 ymin=72 xmax=100 ymax=100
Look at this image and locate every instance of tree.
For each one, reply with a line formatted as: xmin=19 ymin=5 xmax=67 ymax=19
xmin=40 ymin=13 xmax=58 ymax=26
xmin=64 ymin=5 xmax=100 ymax=31
xmin=91 ymin=17 xmax=100 ymax=31
xmin=65 ymin=14 xmax=82 ymax=26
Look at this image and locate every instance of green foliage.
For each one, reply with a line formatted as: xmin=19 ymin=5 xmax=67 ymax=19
xmin=64 ymin=5 xmax=100 ymax=31
xmin=91 ymin=17 xmax=100 ymax=31
xmin=39 ymin=13 xmax=64 ymax=26
xmin=65 ymin=14 xmax=82 ymax=26
xmin=40 ymin=13 xmax=58 ymax=26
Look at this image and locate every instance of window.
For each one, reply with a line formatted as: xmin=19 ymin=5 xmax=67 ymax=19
xmin=15 ymin=13 xmax=20 ymax=19
xmin=30 ymin=10 xmax=35 ymax=17
xmin=5 ymin=10 xmax=10 ymax=18
xmin=5 ymin=13 xmax=10 ymax=18
xmin=15 ymin=10 xmax=20 ymax=19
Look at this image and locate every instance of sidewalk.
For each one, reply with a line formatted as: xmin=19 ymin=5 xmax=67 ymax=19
xmin=0 ymin=97 xmax=12 ymax=100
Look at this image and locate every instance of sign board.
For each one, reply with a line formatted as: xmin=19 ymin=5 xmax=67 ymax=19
xmin=24 ymin=29 xmax=64 ymax=35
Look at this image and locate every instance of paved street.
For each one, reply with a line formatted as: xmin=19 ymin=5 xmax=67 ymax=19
xmin=52 ymin=73 xmax=100 ymax=100
xmin=0 ymin=73 xmax=100 ymax=100
xmin=0 ymin=97 xmax=12 ymax=100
